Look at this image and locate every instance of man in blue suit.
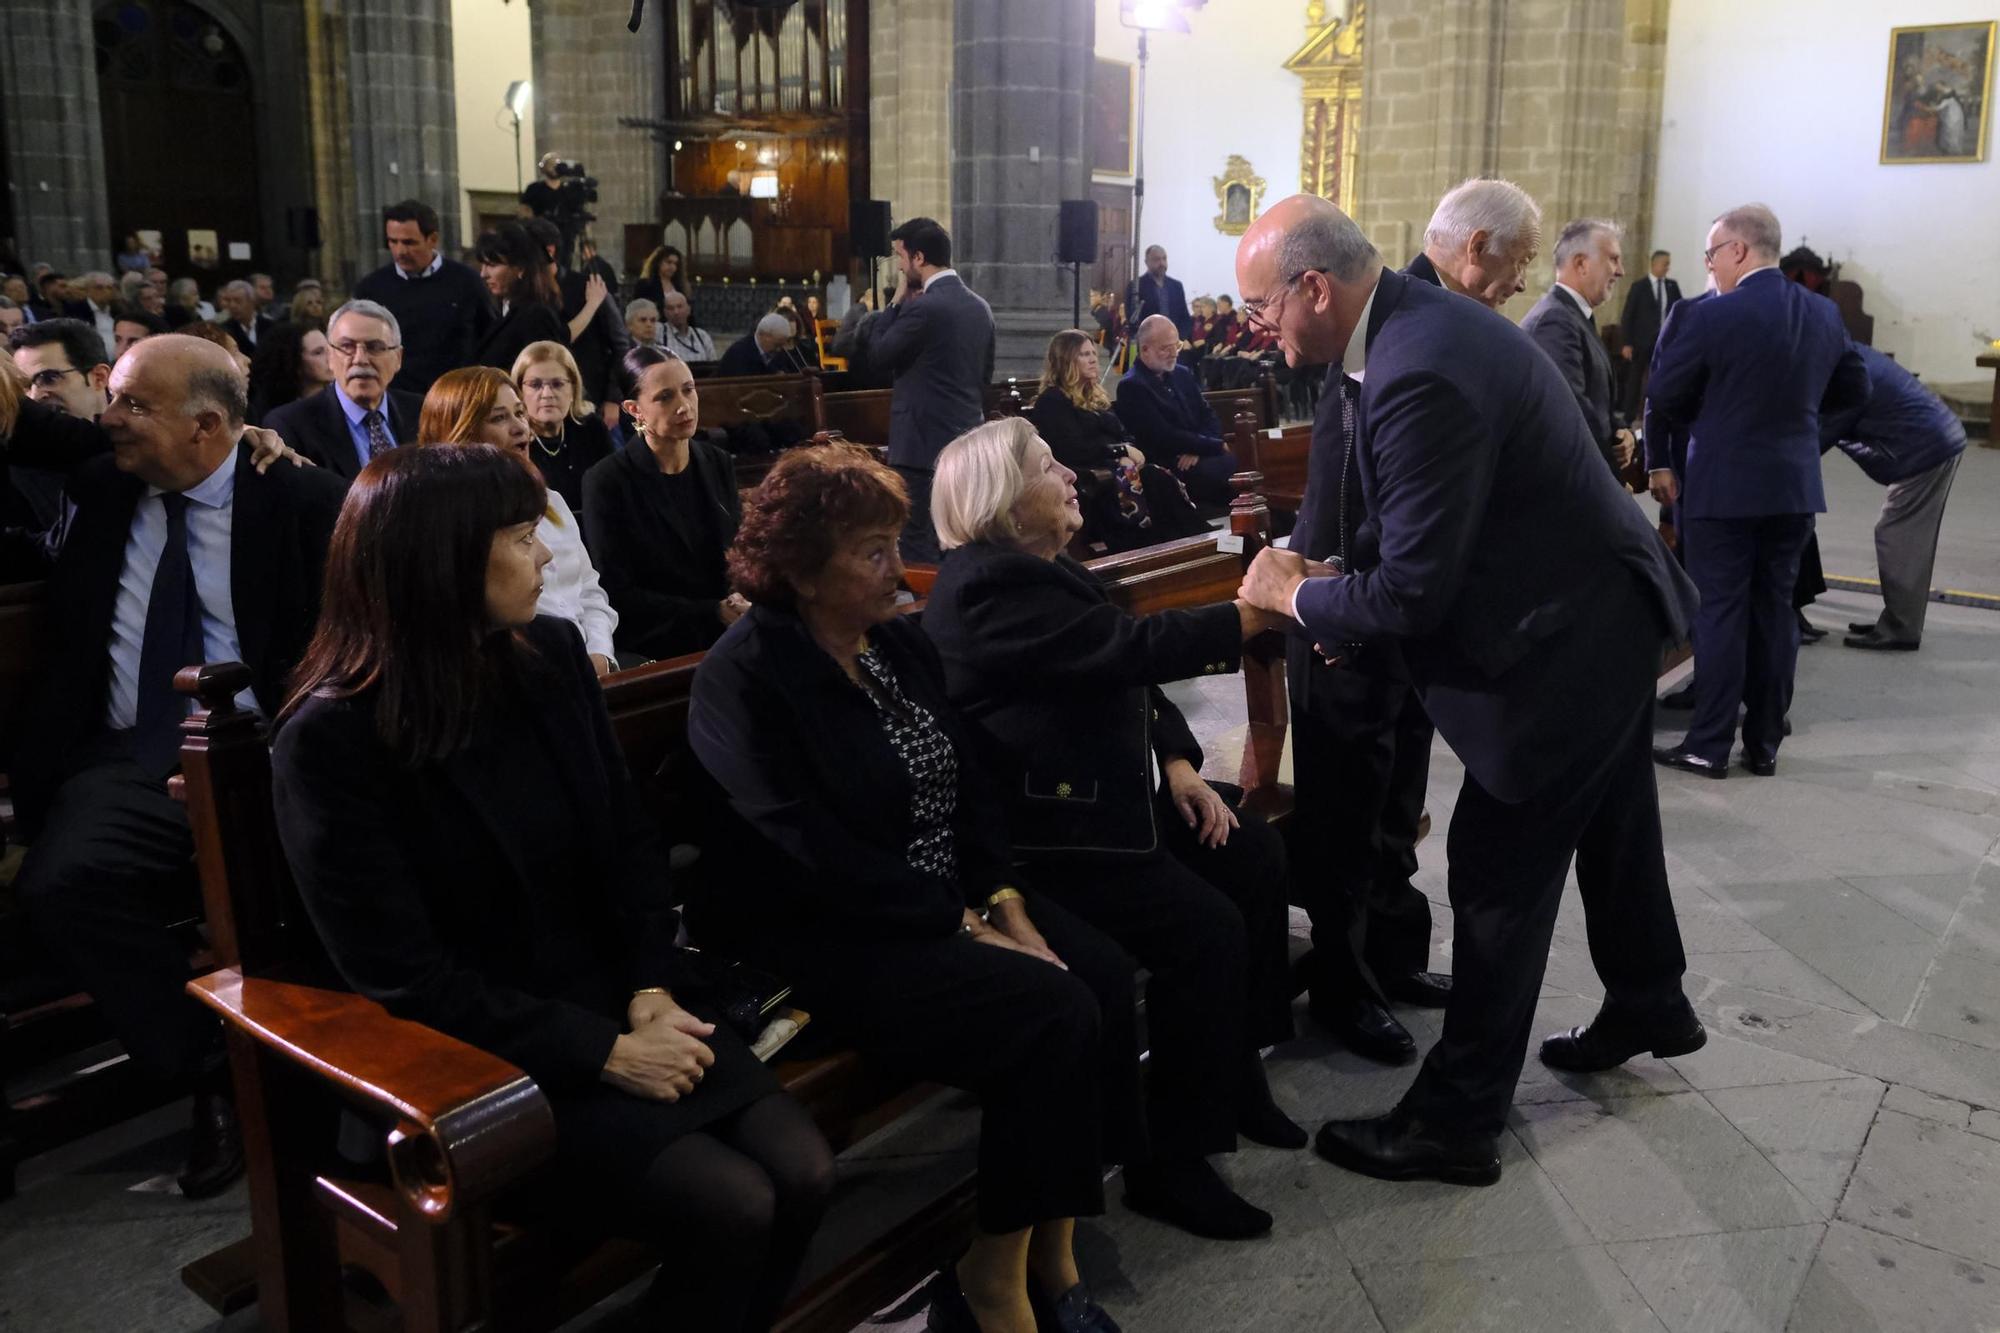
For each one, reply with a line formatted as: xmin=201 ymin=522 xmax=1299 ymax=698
xmin=1236 ymin=195 xmax=1702 ymax=1185
xmin=1822 ymin=342 xmax=1966 ymax=650
xmin=1115 ymin=314 xmax=1239 ymax=504
xmin=1126 ymin=244 xmax=1192 ymax=341
xmin=1647 ymin=204 xmax=1869 ymax=778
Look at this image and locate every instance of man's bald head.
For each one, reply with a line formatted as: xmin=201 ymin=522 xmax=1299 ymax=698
xmin=102 ymin=334 xmax=249 ymax=491
xmin=1136 ymin=313 xmax=1181 ymax=373
xmin=1235 ymin=194 xmax=1381 ymax=368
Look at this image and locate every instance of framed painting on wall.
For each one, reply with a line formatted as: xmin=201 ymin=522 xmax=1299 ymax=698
xmin=1881 ymin=21 xmax=1995 ymax=164
xmin=1091 ymin=57 xmax=1134 ymax=177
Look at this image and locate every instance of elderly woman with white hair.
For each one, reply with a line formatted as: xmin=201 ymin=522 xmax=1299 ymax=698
xmin=921 ymin=415 xmax=1307 ymax=1242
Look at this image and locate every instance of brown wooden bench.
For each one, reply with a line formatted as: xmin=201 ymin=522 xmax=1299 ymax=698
xmin=172 ymin=487 xmax=1287 ymax=1332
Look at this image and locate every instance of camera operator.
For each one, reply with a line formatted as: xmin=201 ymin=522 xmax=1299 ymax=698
xmin=520 ymin=153 xmax=599 ymax=269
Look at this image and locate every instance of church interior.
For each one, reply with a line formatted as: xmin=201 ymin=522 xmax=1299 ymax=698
xmin=3 ymin=1 xmax=1999 ymax=1330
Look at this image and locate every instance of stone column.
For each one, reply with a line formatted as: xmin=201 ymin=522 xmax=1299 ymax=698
xmin=952 ymin=0 xmax=1092 ymax=374
xmin=1354 ymin=0 xmax=1666 ymax=310
xmin=0 ymin=0 xmax=112 ymax=274
xmin=342 ymin=1 xmax=462 ymax=268
xmin=528 ymin=0 xmax=668 ymax=276
xmin=870 ymin=0 xmax=953 ymax=224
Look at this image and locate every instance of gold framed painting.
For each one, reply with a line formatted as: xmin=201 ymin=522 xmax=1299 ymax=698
xmin=1881 ymin=20 xmax=1995 ymax=164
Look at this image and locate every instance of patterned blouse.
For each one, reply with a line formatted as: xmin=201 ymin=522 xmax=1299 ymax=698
xmin=853 ymin=647 xmax=959 ymax=882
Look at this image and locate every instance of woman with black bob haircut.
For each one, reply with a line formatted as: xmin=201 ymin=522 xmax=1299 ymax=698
xmin=271 ymin=445 xmax=831 ymax=1332
xmin=474 ymin=220 xmax=569 ymax=374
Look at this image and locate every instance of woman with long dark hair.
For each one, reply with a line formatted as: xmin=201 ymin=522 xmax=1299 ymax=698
xmin=474 ymin=221 xmax=568 ymax=373
xmin=272 ymin=445 xmax=832 ymax=1332
xmin=246 ymin=322 xmax=333 ymax=425
xmin=634 ymin=244 xmax=684 ymax=310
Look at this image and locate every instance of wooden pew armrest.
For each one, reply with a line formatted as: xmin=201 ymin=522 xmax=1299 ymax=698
xmin=188 ymin=968 xmax=556 ymax=1222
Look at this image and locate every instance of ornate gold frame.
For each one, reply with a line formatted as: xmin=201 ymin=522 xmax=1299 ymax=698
xmin=1212 ymin=156 xmax=1267 ymax=235
xmin=1286 ymin=1 xmax=1364 ymax=214
xmin=1880 ymin=20 xmax=1995 ymax=165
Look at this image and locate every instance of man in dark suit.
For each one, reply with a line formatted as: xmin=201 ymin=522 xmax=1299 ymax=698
xmin=10 ymin=335 xmax=347 ymax=1198
xmin=352 ymin=199 xmax=498 ymax=397
xmin=715 ymin=314 xmax=801 ymax=378
xmin=215 ymin=280 xmax=275 ymax=356
xmin=1648 ymin=204 xmax=1869 ymax=779
xmin=869 ymin=216 xmax=994 ymax=561
xmin=1115 ymin=315 xmax=1239 ymax=506
xmin=1618 ymin=249 xmax=1681 ymax=418
xmin=1236 ymin=195 xmax=1702 ymax=1185
xmin=1127 ymin=245 xmax=1192 ymax=341
xmin=1521 ymin=218 xmax=1635 ymax=475
xmin=263 ymin=300 xmax=420 ymax=479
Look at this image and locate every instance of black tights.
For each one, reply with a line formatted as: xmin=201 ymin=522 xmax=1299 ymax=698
xmin=628 ymin=1093 xmax=835 ymax=1332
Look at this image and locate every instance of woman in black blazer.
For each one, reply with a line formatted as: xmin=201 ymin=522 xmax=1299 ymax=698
xmin=271 ymin=445 xmax=830 ymax=1333
xmin=582 ymin=346 xmax=745 ymax=660
xmin=687 ymin=443 xmax=1131 ymax=1332
xmin=1027 ymin=330 xmax=1206 ymax=552
xmin=475 ymin=221 xmax=570 ymax=374
xmin=924 ymin=417 xmax=1306 ymax=1234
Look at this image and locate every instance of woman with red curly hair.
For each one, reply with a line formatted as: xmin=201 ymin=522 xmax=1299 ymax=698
xmin=688 ymin=442 xmax=1134 ymax=1333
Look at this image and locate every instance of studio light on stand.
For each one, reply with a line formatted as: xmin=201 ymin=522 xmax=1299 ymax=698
xmin=1118 ymin=0 xmax=1201 ymax=356
xmin=504 ymin=80 xmax=533 ymax=192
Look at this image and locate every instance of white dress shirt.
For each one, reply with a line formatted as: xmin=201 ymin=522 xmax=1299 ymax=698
xmin=106 ymin=449 xmax=251 ymax=728
xmin=1553 ymin=281 xmax=1596 ymax=321
xmin=535 ymin=489 xmax=618 ymax=661
xmin=89 ymin=300 xmax=117 ymax=349
xmin=1288 ymin=275 xmax=1380 ymax=622
xmin=922 ymin=267 xmax=960 ymax=291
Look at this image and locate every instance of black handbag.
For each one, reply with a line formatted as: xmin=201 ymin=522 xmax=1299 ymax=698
xmin=669 ymin=947 xmax=793 ymax=1043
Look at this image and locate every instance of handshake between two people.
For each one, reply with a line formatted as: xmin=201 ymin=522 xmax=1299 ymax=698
xmin=1237 ymin=545 xmax=1354 ymax=667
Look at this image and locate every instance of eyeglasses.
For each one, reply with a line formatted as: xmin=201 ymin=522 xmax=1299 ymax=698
xmin=1701 ymin=239 xmax=1743 ymax=266
xmin=522 ymin=378 xmax=572 ymax=394
xmin=27 ymin=367 xmax=81 ymax=389
xmin=330 ymin=339 xmax=400 ymax=358
xmin=1241 ymin=269 xmax=1320 ymax=332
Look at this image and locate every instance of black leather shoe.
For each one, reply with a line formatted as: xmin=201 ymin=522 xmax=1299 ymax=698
xmin=1539 ymin=1001 xmax=1706 ymax=1073
xmin=1309 ymin=993 xmax=1417 ymax=1065
xmin=1848 ymin=620 xmax=1879 ymax=634
xmin=1028 ymin=1277 xmax=1123 ymax=1333
xmin=1652 ymin=745 xmax=1726 ymax=779
xmin=1741 ymin=752 xmax=1777 ymax=777
xmin=1797 ymin=612 xmax=1827 ymax=643
xmin=1382 ymin=970 xmax=1453 ymax=1008
xmin=1657 ymin=683 xmax=1696 ymax=710
xmin=1314 ymin=1112 xmax=1501 ymax=1187
xmin=1843 ymin=632 xmax=1919 ymax=651
xmin=177 ymin=1090 xmax=245 ymax=1200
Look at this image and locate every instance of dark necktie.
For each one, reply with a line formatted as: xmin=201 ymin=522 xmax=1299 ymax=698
xmin=134 ymin=493 xmax=206 ymax=776
xmin=362 ymin=408 xmax=391 ymax=463
xmin=1333 ymin=375 xmax=1360 ymax=570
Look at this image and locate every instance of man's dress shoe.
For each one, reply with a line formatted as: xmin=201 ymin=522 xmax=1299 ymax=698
xmin=1314 ymin=1113 xmax=1502 ymax=1187
xmin=1848 ymin=620 xmax=1879 ymax=634
xmin=1797 ymin=613 xmax=1827 ymax=643
xmin=1843 ymin=632 xmax=1919 ymax=651
xmin=1539 ymin=1001 xmax=1707 ymax=1073
xmin=1382 ymin=970 xmax=1453 ymax=1008
xmin=1740 ymin=752 xmax=1777 ymax=777
xmin=1652 ymin=745 xmax=1726 ymax=779
xmin=1310 ymin=993 xmax=1417 ymax=1065
xmin=1657 ymin=683 xmax=1696 ymax=710
xmin=177 ymin=1090 xmax=245 ymax=1199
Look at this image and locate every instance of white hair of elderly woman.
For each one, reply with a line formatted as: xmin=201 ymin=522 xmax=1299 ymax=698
xmin=930 ymin=416 xmax=1041 ymax=551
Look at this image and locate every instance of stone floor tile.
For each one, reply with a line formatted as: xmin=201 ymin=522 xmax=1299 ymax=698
xmin=1907 ymin=950 xmax=2000 ymax=1050
xmin=1970 ymin=1108 xmax=2000 ymax=1141
xmin=1836 ymin=1108 xmax=2000 ymax=1268
xmin=1356 ymin=1245 xmax=1667 ymax=1333
xmin=1838 ymin=872 xmax=1978 ymax=937
xmin=1786 ymin=1220 xmax=2000 ymax=1333
xmin=0 ymin=1215 xmax=245 ymax=1331
xmin=1783 ymin=942 xmax=1940 ymax=1021
xmin=1605 ymin=1224 xmax=1824 ymax=1333
xmin=1880 ymin=1083 xmax=1972 ymax=1128
xmin=1682 ymin=951 xmax=1871 ymax=1016
xmin=1703 ymin=1079 xmax=1884 ymax=1217
xmin=1701 ymin=879 xmax=1939 ymax=955
xmin=1663 ymin=1029 xmax=1855 ymax=1091
xmin=1096 ymin=1272 xmax=1385 ymax=1332
xmin=1313 ymin=1130 xmax=1597 ymax=1266
xmin=1514 ymin=1094 xmax=1819 ymax=1242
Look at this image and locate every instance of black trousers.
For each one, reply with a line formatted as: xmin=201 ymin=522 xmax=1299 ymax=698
xmin=1031 ymin=792 xmax=1294 ymax=1160
xmin=894 ymin=465 xmax=941 ymax=564
xmin=769 ymin=896 xmax=1132 ymax=1234
xmin=1288 ymin=673 xmax=1437 ymax=1005
xmin=14 ymin=750 xmax=214 ymax=1083
xmin=1683 ymin=513 xmax=1814 ymax=765
xmin=1177 ymin=453 xmax=1240 ymax=506
xmin=1396 ymin=686 xmax=1689 ymax=1137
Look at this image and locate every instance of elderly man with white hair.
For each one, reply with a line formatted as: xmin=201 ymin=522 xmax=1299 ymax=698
xmin=1520 ymin=218 xmax=1635 ymax=474
xmin=1113 ymin=312 xmax=1238 ymax=504
xmin=716 ymin=311 xmax=803 ymax=377
xmin=262 ymin=298 xmax=421 ymax=479
xmin=215 ymin=278 xmax=274 ymax=355
xmin=1407 ymin=177 xmax=1543 ymax=309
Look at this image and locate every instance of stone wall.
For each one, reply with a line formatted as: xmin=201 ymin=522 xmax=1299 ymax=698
xmin=1354 ymin=0 xmax=1669 ymax=312
xmin=0 ymin=0 xmax=111 ymax=275
xmin=869 ymin=0 xmax=953 ymax=225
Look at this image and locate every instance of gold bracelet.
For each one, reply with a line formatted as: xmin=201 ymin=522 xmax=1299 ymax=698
xmin=985 ymin=887 xmax=1024 ymax=910
xmin=632 ymin=987 xmax=668 ymax=998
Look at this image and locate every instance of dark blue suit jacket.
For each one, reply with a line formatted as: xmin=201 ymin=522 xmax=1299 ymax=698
xmin=1642 ymin=292 xmax=1711 ymax=478
xmin=1645 ymin=268 xmax=1868 ymax=520
xmin=1820 ymin=343 xmax=1967 ymax=486
xmin=1292 ymin=268 xmax=1697 ymax=803
xmin=869 ymin=273 xmax=996 ymax=470
xmin=1128 ymin=274 xmax=1192 ymax=340
xmin=1114 ymin=363 xmax=1225 ymax=460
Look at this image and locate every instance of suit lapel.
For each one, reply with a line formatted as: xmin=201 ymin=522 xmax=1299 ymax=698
xmin=312 ymin=387 xmax=365 ymax=479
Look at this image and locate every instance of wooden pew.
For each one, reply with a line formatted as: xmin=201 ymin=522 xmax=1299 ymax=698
xmin=172 ymin=492 xmax=1286 ymax=1332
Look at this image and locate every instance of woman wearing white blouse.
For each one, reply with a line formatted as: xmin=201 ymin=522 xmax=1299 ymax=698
xmin=417 ymin=367 xmax=620 ymax=675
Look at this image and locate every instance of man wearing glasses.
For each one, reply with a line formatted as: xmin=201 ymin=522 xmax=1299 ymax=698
xmin=11 ymin=318 xmax=113 ymax=422
xmin=261 ymin=300 xmax=420 ymax=480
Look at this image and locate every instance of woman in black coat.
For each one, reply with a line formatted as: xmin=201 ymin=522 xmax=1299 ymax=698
xmin=475 ymin=221 xmax=570 ymax=374
xmin=1027 ymin=330 xmax=1206 ymax=552
xmin=924 ymin=416 xmax=1306 ymax=1237
xmin=582 ymin=346 xmax=745 ymax=660
xmin=687 ymin=443 xmax=1131 ymax=1333
xmin=512 ymin=339 xmax=614 ymax=515
xmin=271 ymin=445 xmax=830 ymax=1333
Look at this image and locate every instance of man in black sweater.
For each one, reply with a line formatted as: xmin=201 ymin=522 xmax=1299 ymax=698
xmin=352 ymin=198 xmax=496 ymax=397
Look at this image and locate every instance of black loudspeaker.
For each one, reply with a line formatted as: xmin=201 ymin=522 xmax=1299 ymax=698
xmin=850 ymin=199 xmax=893 ymax=258
xmin=1058 ymin=199 xmax=1099 ymax=264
